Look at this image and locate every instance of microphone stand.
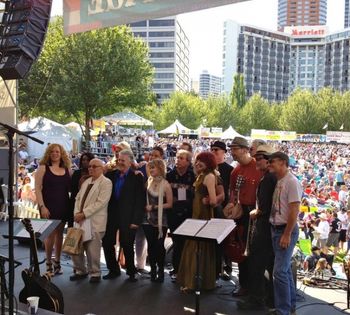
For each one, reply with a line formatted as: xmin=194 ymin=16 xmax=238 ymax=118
xmin=0 ymin=122 xmax=43 ymax=315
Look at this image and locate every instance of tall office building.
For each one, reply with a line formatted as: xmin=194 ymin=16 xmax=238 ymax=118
xmin=130 ymin=17 xmax=190 ymax=104
xmin=278 ymin=0 xmax=327 ymax=31
xmin=199 ymin=71 xmax=222 ymax=99
xmin=345 ymin=0 xmax=350 ymax=28
xmin=223 ymin=21 xmax=350 ymax=102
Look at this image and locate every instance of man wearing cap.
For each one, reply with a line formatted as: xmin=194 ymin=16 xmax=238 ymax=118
xmin=313 ymin=212 xmax=330 ymax=254
xmin=228 ymin=136 xmax=263 ymax=296
xmin=269 ymin=151 xmax=302 ymax=315
xmin=237 ymin=145 xmax=276 ymax=311
xmin=249 ymin=139 xmax=267 ymax=157
xmin=211 ymin=140 xmax=234 ymax=279
xmin=211 ymin=141 xmax=233 ymax=208
xmin=303 ymin=246 xmax=321 ymax=272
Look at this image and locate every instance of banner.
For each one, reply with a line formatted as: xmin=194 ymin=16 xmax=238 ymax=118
xmin=0 ymin=79 xmax=16 ymax=108
xmin=251 ymin=129 xmax=297 ymax=141
xmin=63 ymin=0 xmax=250 ymax=34
xmin=326 ymin=131 xmax=350 ymax=144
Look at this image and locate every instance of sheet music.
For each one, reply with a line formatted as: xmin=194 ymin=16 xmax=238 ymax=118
xmin=16 ymin=219 xmax=54 ymax=238
xmin=195 ymin=218 xmax=236 ymax=244
xmin=173 ymin=219 xmax=207 ymax=237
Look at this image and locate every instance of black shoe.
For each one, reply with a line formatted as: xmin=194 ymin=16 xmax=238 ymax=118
xmin=128 ymin=274 xmax=138 ymax=282
xmin=150 ymin=269 xmax=157 ymax=282
xmin=70 ymin=273 xmax=88 ymax=281
xmin=102 ymin=271 xmax=121 ymax=280
xmin=89 ymin=276 xmax=101 ymax=283
xmin=169 ymin=269 xmax=176 ymax=276
xmin=137 ymin=268 xmax=149 ymax=275
xmin=155 ymin=270 xmax=164 ymax=283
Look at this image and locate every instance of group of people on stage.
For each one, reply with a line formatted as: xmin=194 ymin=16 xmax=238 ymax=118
xmin=29 ymin=135 xmax=350 ymax=315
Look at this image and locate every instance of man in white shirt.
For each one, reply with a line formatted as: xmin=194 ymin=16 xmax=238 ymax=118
xmin=315 ymin=213 xmax=330 ymax=254
xmin=269 ymin=152 xmax=302 ymax=315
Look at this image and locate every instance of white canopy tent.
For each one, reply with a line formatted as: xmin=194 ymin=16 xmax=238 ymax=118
xmin=100 ymin=111 xmax=153 ymax=127
xmin=158 ymin=119 xmax=192 ymax=135
xmin=18 ymin=117 xmax=76 ymax=158
xmin=221 ymin=126 xmax=243 ymax=140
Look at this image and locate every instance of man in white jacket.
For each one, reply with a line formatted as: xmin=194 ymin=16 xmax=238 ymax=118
xmin=70 ymin=158 xmax=113 ymax=283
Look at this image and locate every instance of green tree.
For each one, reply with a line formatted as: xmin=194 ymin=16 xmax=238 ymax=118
xmin=280 ymin=89 xmax=323 ymax=133
xmin=205 ymin=95 xmax=238 ymax=129
xmin=230 ymin=73 xmax=246 ymax=108
xmin=19 ymin=17 xmax=154 ymax=142
xmin=238 ymin=93 xmax=275 ymax=135
xmin=158 ymin=92 xmax=206 ymax=130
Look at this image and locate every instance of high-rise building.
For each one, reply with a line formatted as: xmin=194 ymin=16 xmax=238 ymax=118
xmin=278 ymin=0 xmax=327 ymax=31
xmin=199 ymin=71 xmax=222 ymax=99
xmin=222 ymin=21 xmax=350 ymax=102
xmin=130 ymin=17 xmax=190 ymax=104
xmin=345 ymin=0 xmax=350 ymax=28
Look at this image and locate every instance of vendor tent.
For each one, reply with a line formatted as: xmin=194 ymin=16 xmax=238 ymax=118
xmin=158 ymin=120 xmax=192 ymax=135
xmin=221 ymin=126 xmax=243 ymax=140
xmin=19 ymin=117 xmax=75 ymax=158
xmin=100 ymin=111 xmax=153 ymax=126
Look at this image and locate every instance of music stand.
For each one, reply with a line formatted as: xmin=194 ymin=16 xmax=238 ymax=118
xmin=3 ymin=219 xmax=61 ymax=269
xmin=174 ymin=218 xmax=236 ymax=315
xmin=0 ymin=122 xmax=43 ymax=315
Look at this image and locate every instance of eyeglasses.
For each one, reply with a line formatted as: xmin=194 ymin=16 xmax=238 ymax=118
xmin=255 ymin=156 xmax=267 ymax=161
xmin=88 ymin=165 xmax=102 ymax=169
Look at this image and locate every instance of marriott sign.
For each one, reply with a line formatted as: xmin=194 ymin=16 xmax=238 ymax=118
xmin=284 ymin=25 xmax=328 ymax=37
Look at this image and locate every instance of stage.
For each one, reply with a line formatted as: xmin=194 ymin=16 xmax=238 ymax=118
xmin=0 ymin=221 xmax=349 ymax=315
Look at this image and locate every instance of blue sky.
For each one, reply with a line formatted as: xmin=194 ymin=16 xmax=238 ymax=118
xmin=52 ymin=0 xmax=344 ymax=79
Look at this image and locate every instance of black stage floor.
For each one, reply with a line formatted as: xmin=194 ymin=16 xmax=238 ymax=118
xmin=0 ymin=221 xmax=349 ymax=315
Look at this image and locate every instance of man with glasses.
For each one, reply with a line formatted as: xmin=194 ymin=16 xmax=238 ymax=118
xmin=269 ymin=152 xmax=302 ymax=315
xmin=237 ymin=145 xmax=276 ymax=311
xmin=228 ymin=136 xmax=263 ymax=296
xmin=70 ymin=158 xmax=113 ymax=283
xmin=102 ymin=149 xmax=146 ymax=282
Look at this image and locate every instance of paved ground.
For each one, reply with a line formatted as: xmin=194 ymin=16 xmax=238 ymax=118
xmin=0 ymin=221 xmax=349 ymax=315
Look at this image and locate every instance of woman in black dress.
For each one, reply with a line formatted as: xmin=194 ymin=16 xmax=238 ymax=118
xmin=35 ymin=144 xmax=72 ymax=276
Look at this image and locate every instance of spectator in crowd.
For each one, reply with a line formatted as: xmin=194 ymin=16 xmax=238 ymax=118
xmin=70 ymin=158 xmax=112 ymax=283
xmin=314 ymin=213 xmax=330 ymax=254
xmin=249 ymin=139 xmax=267 ymax=157
xmin=102 ymin=149 xmax=145 ymax=282
xmin=35 ymin=143 xmax=72 ymax=276
xmin=143 ymin=159 xmax=173 ymax=282
xmin=338 ymin=207 xmax=348 ymax=251
xmin=326 ymin=212 xmax=341 ymax=255
xmin=304 ymin=246 xmax=322 ymax=272
xmin=269 ymin=151 xmax=302 ymax=315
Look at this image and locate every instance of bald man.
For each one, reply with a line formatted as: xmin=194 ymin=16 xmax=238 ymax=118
xmin=70 ymin=158 xmax=113 ymax=283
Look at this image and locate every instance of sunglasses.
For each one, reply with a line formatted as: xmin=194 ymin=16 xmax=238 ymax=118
xmin=211 ymin=148 xmax=221 ymax=152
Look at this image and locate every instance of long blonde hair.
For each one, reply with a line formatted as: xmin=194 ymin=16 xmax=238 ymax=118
xmin=40 ymin=143 xmax=71 ymax=169
xmin=147 ymin=159 xmax=166 ymax=179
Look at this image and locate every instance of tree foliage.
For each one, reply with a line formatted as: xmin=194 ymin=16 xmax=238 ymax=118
xmin=230 ymin=73 xmax=246 ymax=108
xmin=19 ymin=17 xmax=154 ymax=141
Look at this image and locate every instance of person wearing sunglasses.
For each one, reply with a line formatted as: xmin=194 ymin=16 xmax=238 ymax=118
xmin=237 ymin=145 xmax=276 ymax=312
xmin=71 ymin=158 xmax=112 ymax=283
xmin=269 ymin=151 xmax=302 ymax=315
